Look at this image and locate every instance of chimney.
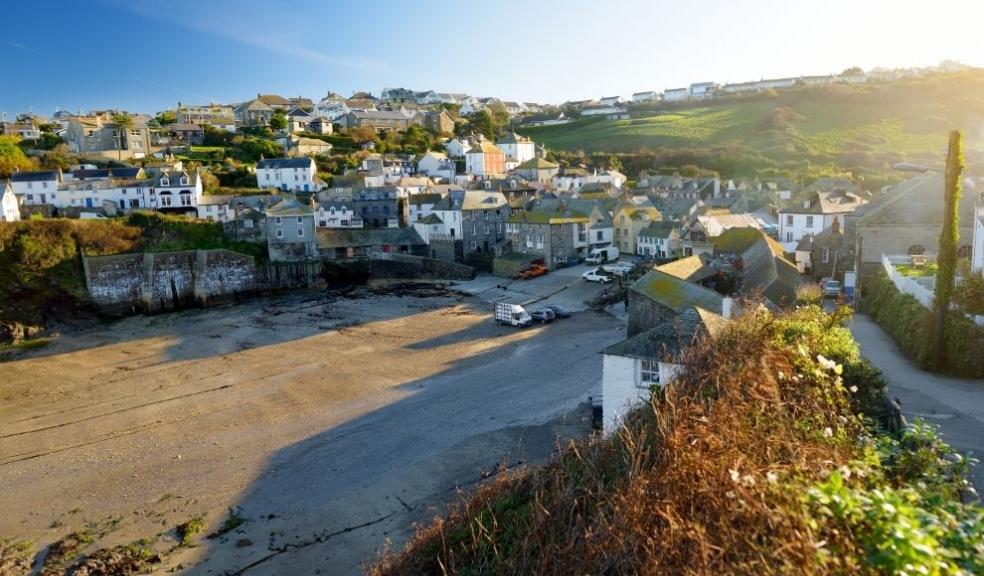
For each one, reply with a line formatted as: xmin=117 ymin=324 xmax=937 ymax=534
xmin=831 ymin=215 xmax=841 ymax=234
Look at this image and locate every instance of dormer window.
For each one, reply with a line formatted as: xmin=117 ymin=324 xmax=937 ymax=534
xmin=161 ymin=177 xmax=170 ymax=186
xmin=180 ymin=176 xmax=189 ymax=185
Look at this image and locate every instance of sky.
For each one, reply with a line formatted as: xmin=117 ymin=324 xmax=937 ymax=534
xmin=3 ymin=0 xmax=984 ymax=116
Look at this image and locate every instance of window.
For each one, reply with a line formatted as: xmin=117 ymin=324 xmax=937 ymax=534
xmin=822 ymin=247 xmax=830 ymax=264
xmin=641 ymin=360 xmax=659 ymax=384
xmin=180 ymin=193 xmax=192 ymax=206
xmin=785 ymin=232 xmax=793 ymax=242
xmin=620 ymin=215 xmax=626 ymax=224
xmin=276 ymin=229 xmax=283 ymax=238
xmin=319 ymin=220 xmax=327 ymax=227
xmin=596 ymin=230 xmax=603 ymax=241
xmin=180 ymin=177 xmax=188 ymax=185
xmin=275 ymin=217 xmax=282 ymax=225
xmin=786 ymin=214 xmax=793 ymax=226
xmin=806 ymin=216 xmax=814 ymax=227
xmin=160 ymin=194 xmax=172 ymax=207
xmin=296 ymin=216 xmax=303 ymax=223
xmin=42 ymin=182 xmax=48 ymax=188
xmin=297 ymin=227 xmax=304 ymax=237
xmin=161 ymin=178 xmax=169 ymax=186
xmin=27 ymin=182 xmax=32 ymax=189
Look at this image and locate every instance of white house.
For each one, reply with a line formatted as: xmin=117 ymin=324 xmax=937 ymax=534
xmin=663 ymin=88 xmax=690 ymax=102
xmin=599 ymin=96 xmax=625 ymax=106
xmin=602 ymin=307 xmax=728 ymax=434
xmin=2 ymin=182 xmax=21 ymax=222
xmin=496 ymin=132 xmax=535 ymax=164
xmin=314 ymin=198 xmax=361 ymax=228
xmin=586 ymin=169 xmax=627 ymax=189
xmin=196 ymin=194 xmax=234 ymax=222
xmin=972 ymin=200 xmax=984 ymax=274
xmin=286 ymin=107 xmax=314 ymax=133
xmin=778 ymin=189 xmax=867 ymax=251
xmin=256 ymin=157 xmax=318 ymax=192
xmin=637 ymin=221 xmax=682 ymax=259
xmin=408 ymin=191 xmax=442 ymax=223
xmin=689 ymin=82 xmax=718 ymax=99
xmin=552 ymin=170 xmax=588 ymax=192
xmin=444 ymin=137 xmax=471 ymax=158
xmin=417 ymin=151 xmax=455 ymax=180
xmin=632 ymin=91 xmax=659 ymax=103
xmin=580 ymin=105 xmax=623 ymax=117
xmin=10 ymin=170 xmax=60 ymax=205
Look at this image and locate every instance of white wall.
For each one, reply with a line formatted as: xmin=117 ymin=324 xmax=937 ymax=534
xmin=257 ymin=163 xmax=316 ymax=191
xmin=2 ymin=188 xmax=20 ymax=221
xmin=602 ymin=353 xmax=684 ymax=434
xmin=972 ymin=206 xmax=984 ymax=274
xmin=778 ymin=211 xmax=827 ymax=251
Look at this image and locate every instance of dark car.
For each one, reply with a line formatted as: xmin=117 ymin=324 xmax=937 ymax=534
xmin=543 ymin=304 xmax=571 ymax=318
xmin=530 ymin=308 xmax=556 ymax=324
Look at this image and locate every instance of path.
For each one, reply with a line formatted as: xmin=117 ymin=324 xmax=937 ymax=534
xmin=850 ymin=314 xmax=984 ymax=494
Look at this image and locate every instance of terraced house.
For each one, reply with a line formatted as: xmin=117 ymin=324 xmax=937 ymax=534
xmin=460 ymin=190 xmax=510 ymax=254
xmin=505 ymin=202 xmax=589 ymax=269
xmin=613 ymin=200 xmax=663 ymax=254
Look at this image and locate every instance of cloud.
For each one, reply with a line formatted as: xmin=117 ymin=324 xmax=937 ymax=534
xmin=98 ymin=0 xmax=388 ymax=74
xmin=5 ymin=40 xmax=40 ymax=54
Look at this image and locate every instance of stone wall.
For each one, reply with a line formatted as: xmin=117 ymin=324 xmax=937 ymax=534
xmin=369 ymin=253 xmax=475 ymax=281
xmin=84 ymin=249 xmax=261 ymax=314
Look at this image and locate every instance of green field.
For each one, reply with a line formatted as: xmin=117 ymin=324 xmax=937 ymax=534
xmin=518 ymin=72 xmax=984 ymax=178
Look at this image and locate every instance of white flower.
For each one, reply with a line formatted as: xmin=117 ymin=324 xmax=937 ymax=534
xmin=729 ymin=468 xmax=740 ymax=483
xmin=823 ymin=427 xmax=833 ymax=438
xmin=849 ymin=385 xmax=858 ymax=393
xmin=766 ymin=471 xmax=779 ymax=484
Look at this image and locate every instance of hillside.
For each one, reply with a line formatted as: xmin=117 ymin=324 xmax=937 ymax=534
xmin=372 ymin=307 xmax=983 ymax=575
xmin=518 ymin=71 xmax=984 ymax=182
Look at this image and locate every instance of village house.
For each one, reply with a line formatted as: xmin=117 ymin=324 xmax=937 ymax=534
xmin=2 ymin=182 xmax=21 ymax=222
xmin=626 ymin=267 xmax=727 ymax=337
xmin=444 ymin=137 xmax=471 ymax=158
xmin=505 ymin=201 xmax=589 ymax=268
xmin=586 ymin=168 xmax=627 ymax=189
xmin=415 ymin=110 xmax=454 ymax=134
xmin=496 ymin=132 xmax=536 ymax=164
xmin=430 ymin=189 xmax=466 ymax=243
xmin=176 ymin=102 xmax=235 ymax=125
xmin=408 ymin=192 xmax=442 ymax=223
xmin=340 ymin=110 xmax=413 ymax=131
xmin=417 ymin=151 xmax=455 ymax=180
xmin=714 ymin=227 xmax=803 ymax=308
xmin=256 ymin=157 xmax=318 ymax=192
xmin=778 ymin=188 xmax=867 ymax=251
xmin=662 ymin=87 xmax=690 ymax=102
xmin=552 ymin=167 xmax=589 ymax=192
xmin=287 ymin=136 xmax=333 ymax=157
xmin=266 ymin=196 xmax=318 ymax=261
xmin=352 ymin=186 xmax=404 ymax=228
xmin=286 ymin=107 xmax=314 ymax=133
xmin=613 ymin=200 xmax=662 ymax=255
xmin=166 ymin=123 xmax=204 ymax=145
xmin=196 ymin=194 xmax=235 ymax=223
xmin=637 ymin=221 xmax=682 ymax=259
xmin=234 ymin=98 xmax=274 ymax=127
xmin=306 ymin=116 xmax=333 ymax=135
xmin=602 ymin=306 xmax=728 ymax=433
xmin=65 ymin=113 xmax=152 ymax=158
xmin=513 ymin=157 xmax=559 ymax=184
xmin=631 ymin=91 xmax=659 ymax=103
xmin=9 ymin=170 xmax=60 ymax=205
xmin=465 ymin=140 xmax=507 ymax=178
xmin=460 ymin=190 xmax=510 ymax=254
xmin=316 ymin=227 xmax=427 ymax=260
xmin=809 ymin=217 xmax=847 ymax=279
xmin=256 ymin=94 xmax=293 ymax=110
xmin=313 ymin=197 xmax=362 ymax=228
xmin=2 ymin=122 xmax=41 ymax=140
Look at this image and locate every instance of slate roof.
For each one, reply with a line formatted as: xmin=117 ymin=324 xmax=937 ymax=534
xmin=416 ymin=213 xmax=443 ymax=224
xmin=349 ymin=110 xmax=412 ymax=121
xmin=629 ymin=269 xmax=725 ymax=314
xmin=266 ymin=197 xmax=312 ymax=216
xmin=11 ymin=170 xmax=59 ymax=182
xmin=779 ymin=189 xmax=866 ymax=215
xmin=257 ymin=157 xmax=314 ymax=169
xmin=604 ymin=307 xmax=728 ymax=361
xmin=258 ymin=94 xmax=291 ymax=106
xmin=655 ymin=254 xmax=715 ymax=283
xmin=516 ymin=157 xmax=559 ymax=170
xmin=468 ymin=141 xmax=505 ymax=155
xmin=497 ymin=132 xmax=532 ymax=145
xmin=460 ymin=190 xmax=508 ymax=210
xmin=71 ymin=167 xmax=143 ymax=180
xmin=408 ymin=193 xmax=442 ymax=205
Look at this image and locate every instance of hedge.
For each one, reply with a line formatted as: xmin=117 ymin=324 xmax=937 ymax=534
xmin=865 ymin=270 xmax=984 ymax=378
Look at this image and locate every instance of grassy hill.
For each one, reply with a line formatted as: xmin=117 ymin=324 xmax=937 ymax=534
xmin=518 ymin=71 xmax=984 ymax=182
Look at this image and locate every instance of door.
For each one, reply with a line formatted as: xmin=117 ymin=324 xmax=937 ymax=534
xmin=85 ymin=198 xmax=93 ymax=208
xmin=304 ymin=184 xmax=309 ymax=192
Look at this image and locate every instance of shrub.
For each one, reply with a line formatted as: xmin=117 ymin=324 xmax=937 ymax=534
xmin=866 ymin=270 xmax=984 ymax=377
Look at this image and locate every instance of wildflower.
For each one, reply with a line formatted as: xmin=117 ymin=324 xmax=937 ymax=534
xmin=823 ymin=427 xmax=833 ymax=438
xmin=766 ymin=471 xmax=779 ymax=484
xmin=849 ymin=385 xmax=858 ymax=393
xmin=729 ymin=468 xmax=741 ymax=483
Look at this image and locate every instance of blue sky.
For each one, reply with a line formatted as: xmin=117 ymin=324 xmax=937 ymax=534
xmin=3 ymin=0 xmax=984 ymax=116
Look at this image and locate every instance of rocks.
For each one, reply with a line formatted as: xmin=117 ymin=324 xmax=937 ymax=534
xmin=0 ymin=321 xmax=41 ymax=345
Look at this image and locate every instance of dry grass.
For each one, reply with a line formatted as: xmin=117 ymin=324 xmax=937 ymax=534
xmin=371 ymin=308 xmax=864 ymax=575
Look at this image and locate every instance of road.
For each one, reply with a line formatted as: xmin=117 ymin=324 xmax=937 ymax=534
xmin=850 ymin=314 xmax=984 ymax=494
xmin=0 ymin=277 xmax=622 ymax=575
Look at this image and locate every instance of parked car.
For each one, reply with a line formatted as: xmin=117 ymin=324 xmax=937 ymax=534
xmin=543 ymin=304 xmax=571 ymax=318
xmin=583 ymin=268 xmax=613 ymax=283
xmin=531 ymin=308 xmax=555 ymax=323
xmin=822 ymin=279 xmax=842 ymax=297
xmin=602 ymin=262 xmax=634 ymax=277
xmin=519 ymin=262 xmax=548 ymax=280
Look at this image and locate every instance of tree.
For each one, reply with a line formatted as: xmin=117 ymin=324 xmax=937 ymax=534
xmin=155 ymin=110 xmax=177 ymax=126
xmin=931 ymin=130 xmax=964 ymax=369
xmin=841 ymin=66 xmax=864 ymax=76
xmin=0 ymin=135 xmax=33 ymax=178
xmin=269 ymin=109 xmax=287 ymax=131
xmin=608 ymin=155 xmax=623 ymax=172
xmin=112 ymin=112 xmax=133 ymax=161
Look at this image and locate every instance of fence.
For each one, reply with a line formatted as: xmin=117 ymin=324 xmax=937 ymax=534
xmin=882 ymin=254 xmax=984 ymax=326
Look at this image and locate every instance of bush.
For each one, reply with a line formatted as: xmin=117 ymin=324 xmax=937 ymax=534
xmin=374 ymin=307 xmax=984 ymax=575
xmin=866 ymin=270 xmax=984 ymax=377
